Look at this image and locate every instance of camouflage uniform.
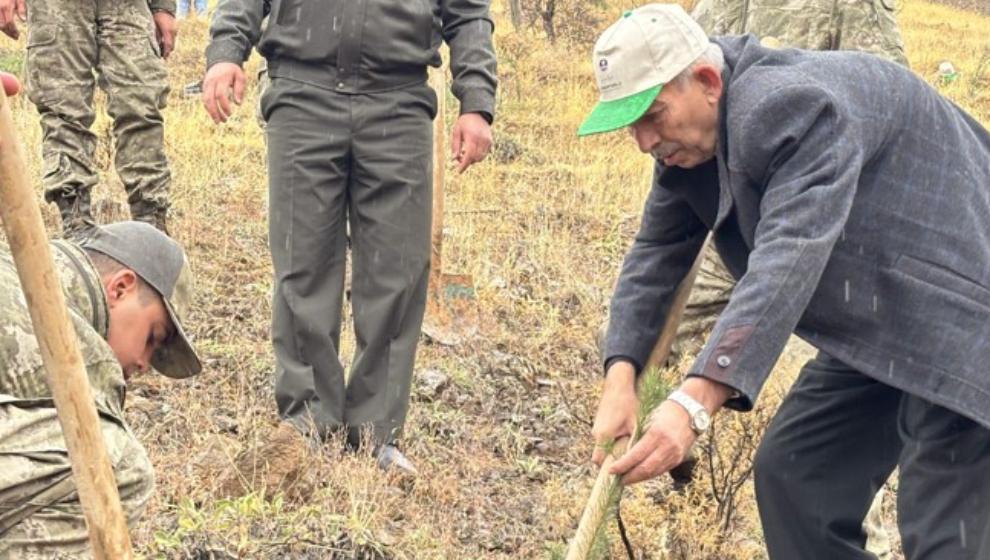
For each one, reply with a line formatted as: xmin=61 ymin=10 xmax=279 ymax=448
xmin=25 ymin=0 xmax=175 ymax=237
xmin=0 ymin=241 xmax=154 ymax=557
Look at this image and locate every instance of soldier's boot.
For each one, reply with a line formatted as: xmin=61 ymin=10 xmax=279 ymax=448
xmin=54 ymin=194 xmax=98 ymax=241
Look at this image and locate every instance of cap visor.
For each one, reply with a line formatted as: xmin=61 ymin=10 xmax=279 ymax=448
xmin=151 ymin=298 xmax=202 ymax=379
xmin=577 ymin=84 xmax=663 ymax=137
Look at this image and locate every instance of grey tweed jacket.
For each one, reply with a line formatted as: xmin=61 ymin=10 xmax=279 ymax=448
xmin=604 ymin=35 xmax=990 ymax=427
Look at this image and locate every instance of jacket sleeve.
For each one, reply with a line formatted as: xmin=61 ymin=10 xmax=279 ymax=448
xmin=148 ymin=0 xmax=176 ymax=15
xmin=441 ymin=0 xmax=498 ymax=122
xmin=205 ymin=0 xmax=270 ymax=69
xmin=604 ymin=162 xmax=708 ymax=373
xmin=687 ymin=83 xmax=862 ymax=411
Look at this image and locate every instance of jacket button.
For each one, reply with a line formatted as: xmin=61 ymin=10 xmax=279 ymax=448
xmin=716 ymin=355 xmax=731 ymax=368
xmin=337 ymin=82 xmax=345 ymax=88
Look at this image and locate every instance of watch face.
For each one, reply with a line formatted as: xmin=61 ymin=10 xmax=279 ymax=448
xmin=693 ymin=411 xmax=711 ymax=432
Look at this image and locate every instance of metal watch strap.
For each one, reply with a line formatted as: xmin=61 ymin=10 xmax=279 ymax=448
xmin=667 ymin=389 xmax=711 ymax=434
xmin=668 ymin=389 xmax=705 ymax=418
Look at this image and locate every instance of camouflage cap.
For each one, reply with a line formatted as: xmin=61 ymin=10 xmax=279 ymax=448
xmin=81 ymin=221 xmax=202 ymax=379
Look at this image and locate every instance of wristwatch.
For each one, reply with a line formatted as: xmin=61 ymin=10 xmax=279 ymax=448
xmin=667 ymin=390 xmax=712 ymax=435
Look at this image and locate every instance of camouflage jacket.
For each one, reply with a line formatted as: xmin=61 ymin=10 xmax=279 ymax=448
xmin=691 ymin=0 xmax=907 ymax=66
xmin=0 ymin=240 xmax=126 ymax=423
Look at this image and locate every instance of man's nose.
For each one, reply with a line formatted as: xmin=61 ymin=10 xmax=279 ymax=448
xmin=137 ymin=351 xmax=153 ymax=374
xmin=630 ymin=124 xmax=659 ymax=154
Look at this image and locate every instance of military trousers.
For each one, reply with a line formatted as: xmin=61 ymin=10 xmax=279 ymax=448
xmin=754 ymin=352 xmax=990 ymax=560
xmin=263 ymin=76 xmax=435 ymax=446
xmin=25 ymin=0 xmax=171 ymax=230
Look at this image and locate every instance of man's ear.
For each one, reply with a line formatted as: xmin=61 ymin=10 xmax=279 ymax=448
xmin=693 ymin=64 xmax=724 ymax=104
xmin=104 ymin=269 xmax=140 ymax=308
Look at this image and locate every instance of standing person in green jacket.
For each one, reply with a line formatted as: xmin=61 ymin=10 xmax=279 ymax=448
xmin=0 ymin=0 xmax=178 ymax=238
xmin=202 ymin=0 xmax=497 ymax=472
xmin=0 ymin=221 xmax=200 ymax=557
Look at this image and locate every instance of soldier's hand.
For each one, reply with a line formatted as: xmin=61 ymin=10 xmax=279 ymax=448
xmin=451 ymin=112 xmax=492 ymax=174
xmin=153 ymin=10 xmax=177 ymax=59
xmin=0 ymin=0 xmax=26 ymax=40
xmin=591 ymin=362 xmax=639 ymax=466
xmin=1 ymin=71 xmax=20 ymax=96
xmin=202 ymin=62 xmax=246 ymax=124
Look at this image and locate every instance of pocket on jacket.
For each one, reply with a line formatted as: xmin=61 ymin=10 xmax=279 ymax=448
xmin=893 ymin=254 xmax=990 ymax=311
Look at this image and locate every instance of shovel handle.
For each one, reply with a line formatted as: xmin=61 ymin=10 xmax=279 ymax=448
xmin=429 ymin=65 xmax=446 ymax=297
xmin=0 ymin=85 xmax=133 ymax=557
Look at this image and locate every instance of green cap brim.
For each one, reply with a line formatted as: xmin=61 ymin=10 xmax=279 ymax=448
xmin=577 ymin=84 xmax=663 ymax=137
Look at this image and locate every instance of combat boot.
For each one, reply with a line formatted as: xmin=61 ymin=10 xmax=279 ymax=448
xmin=55 ymin=195 xmax=97 ymax=241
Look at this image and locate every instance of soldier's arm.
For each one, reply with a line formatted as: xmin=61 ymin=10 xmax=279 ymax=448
xmin=205 ymin=0 xmax=270 ymax=69
xmin=441 ymin=0 xmax=498 ymax=123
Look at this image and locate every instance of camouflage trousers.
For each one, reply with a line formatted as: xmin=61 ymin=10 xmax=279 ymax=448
xmin=691 ymin=0 xmax=908 ymax=67
xmin=25 ymin=0 xmax=172 ymax=237
xmin=0 ymin=402 xmax=154 ymax=558
xmin=598 ymin=243 xmax=892 ymax=558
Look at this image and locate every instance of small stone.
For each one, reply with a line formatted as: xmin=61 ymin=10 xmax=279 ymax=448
xmin=416 ymin=368 xmax=450 ymax=399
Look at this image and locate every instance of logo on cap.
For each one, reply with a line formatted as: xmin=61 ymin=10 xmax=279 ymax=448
xmin=598 ymin=58 xmax=609 ymax=72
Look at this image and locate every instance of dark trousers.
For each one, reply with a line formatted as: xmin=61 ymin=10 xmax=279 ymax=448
xmin=754 ymin=352 xmax=990 ymax=559
xmin=263 ymin=76 xmax=435 ymax=445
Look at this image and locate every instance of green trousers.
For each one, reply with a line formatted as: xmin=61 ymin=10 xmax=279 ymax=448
xmin=25 ymin=0 xmax=171 ymax=233
xmin=263 ymin=76 xmax=435 ymax=446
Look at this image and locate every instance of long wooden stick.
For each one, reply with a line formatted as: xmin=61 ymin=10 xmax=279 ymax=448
xmin=566 ymin=236 xmax=711 ymax=560
xmin=428 ymin=65 xmax=447 ymax=297
xmin=0 ymin=87 xmax=133 ymax=557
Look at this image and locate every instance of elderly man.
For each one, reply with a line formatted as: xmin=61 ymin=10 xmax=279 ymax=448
xmin=0 ymin=221 xmax=200 ymax=556
xmin=583 ymin=4 xmax=990 ymax=559
xmin=203 ymin=0 xmax=497 ymax=472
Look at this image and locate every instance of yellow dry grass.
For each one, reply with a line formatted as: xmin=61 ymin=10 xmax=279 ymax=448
xmin=0 ymin=0 xmax=987 ymax=557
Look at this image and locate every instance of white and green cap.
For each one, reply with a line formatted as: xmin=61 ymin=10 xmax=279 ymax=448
xmin=578 ymin=3 xmax=710 ymax=137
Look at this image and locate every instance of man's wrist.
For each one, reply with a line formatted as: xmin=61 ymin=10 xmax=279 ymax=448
xmin=678 ymin=375 xmax=734 ymax=414
xmin=604 ymin=360 xmax=636 ymax=391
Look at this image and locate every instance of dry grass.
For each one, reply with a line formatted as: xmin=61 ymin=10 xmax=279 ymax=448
xmin=0 ymin=0 xmax=987 ymax=557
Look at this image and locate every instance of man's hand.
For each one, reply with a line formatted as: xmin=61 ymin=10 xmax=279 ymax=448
xmin=609 ymin=376 xmax=733 ymax=485
xmin=450 ymin=112 xmax=492 ymax=174
xmin=591 ymin=362 xmax=639 ymax=466
xmin=1 ymin=71 xmax=20 ymax=96
xmin=609 ymin=399 xmax=697 ymax=484
xmin=153 ymin=10 xmax=177 ymax=59
xmin=0 ymin=0 xmax=26 ymax=40
xmin=202 ymin=62 xmax=246 ymax=124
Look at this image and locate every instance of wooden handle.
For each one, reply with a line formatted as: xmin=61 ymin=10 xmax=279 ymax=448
xmin=0 ymin=88 xmax=133 ymax=557
xmin=645 ymin=236 xmax=710 ymax=370
xmin=566 ymin=237 xmax=711 ymax=559
xmin=428 ymin=65 xmax=446 ymax=297
xmin=565 ymin=437 xmax=629 ymax=560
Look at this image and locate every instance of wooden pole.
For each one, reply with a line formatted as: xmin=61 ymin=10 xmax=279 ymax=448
xmin=0 ymin=87 xmax=133 ymax=557
xmin=566 ymin=237 xmax=710 ymax=560
xmin=428 ymin=65 xmax=447 ymax=298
